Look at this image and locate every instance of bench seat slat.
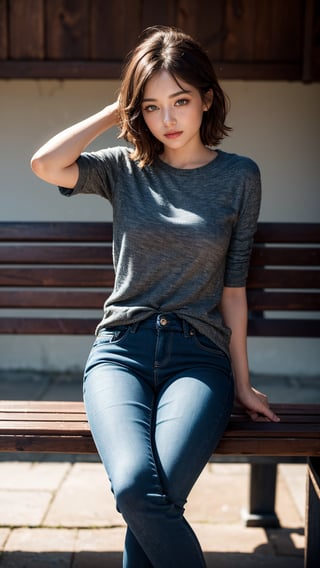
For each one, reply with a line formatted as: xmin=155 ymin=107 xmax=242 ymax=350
xmin=0 ymin=436 xmax=318 ymax=457
xmin=1 ymin=401 xmax=319 ymax=414
xmin=0 ymin=438 xmax=319 ymax=457
xmin=1 ymin=422 xmax=319 ymax=437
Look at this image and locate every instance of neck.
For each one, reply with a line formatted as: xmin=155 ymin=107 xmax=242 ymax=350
xmin=160 ymin=146 xmax=217 ymax=170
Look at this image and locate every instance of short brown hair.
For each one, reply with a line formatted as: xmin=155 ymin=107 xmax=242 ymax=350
xmin=118 ymin=26 xmax=231 ymax=167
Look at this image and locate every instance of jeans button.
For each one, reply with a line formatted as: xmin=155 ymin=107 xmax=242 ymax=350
xmin=159 ymin=317 xmax=168 ymax=326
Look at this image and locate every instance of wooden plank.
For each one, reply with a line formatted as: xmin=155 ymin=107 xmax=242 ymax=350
xmin=247 ymin=291 xmax=320 ymax=311
xmin=0 ymin=0 xmax=8 ymax=59
xmin=269 ymin=0 xmax=303 ymax=62
xmin=247 ymin=318 xmax=320 ymax=338
xmin=254 ymin=223 xmax=320 ymax=244
xmin=45 ymin=0 xmax=90 ymax=59
xmin=216 ymin=438 xmax=320 ymax=457
xmin=9 ymin=0 xmax=44 ymax=59
xmin=141 ymin=0 xmax=175 ymax=28
xmin=0 ymin=435 xmax=97 ymax=453
xmin=223 ymin=0 xmax=303 ymax=64
xmin=0 ymin=245 xmax=113 ymax=264
xmin=0 ymin=222 xmax=113 ymax=242
xmin=247 ymin=268 xmax=320 ymax=289
xmin=2 ymin=418 xmax=319 ymax=436
xmin=1 ymin=316 xmax=317 ymax=338
xmin=176 ymin=0 xmax=224 ymax=60
xmin=90 ymin=0 xmax=141 ymax=60
xmin=250 ymin=247 xmax=320 ymax=267
xmin=1 ymin=222 xmax=318 ymax=248
xmin=0 ymin=290 xmax=107 ymax=309
xmin=302 ymin=0 xmax=315 ymax=82
xmin=0 ymin=267 xmax=114 ymax=287
xmin=0 ymin=433 xmax=318 ymax=456
xmin=2 ymin=401 xmax=319 ymax=414
xmin=0 ymin=59 xmax=123 ymax=78
xmin=223 ymin=0 xmax=257 ymax=61
xmin=0 ymin=59 xmax=303 ymax=80
xmin=0 ymin=317 xmax=99 ymax=335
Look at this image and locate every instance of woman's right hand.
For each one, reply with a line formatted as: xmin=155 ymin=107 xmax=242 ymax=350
xmin=31 ymin=102 xmax=120 ymax=188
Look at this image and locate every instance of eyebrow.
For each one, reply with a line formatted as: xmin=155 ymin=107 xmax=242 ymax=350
xmin=142 ymin=89 xmax=191 ymax=102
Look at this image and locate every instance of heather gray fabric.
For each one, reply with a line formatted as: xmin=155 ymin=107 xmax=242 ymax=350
xmin=59 ymin=146 xmax=261 ymax=356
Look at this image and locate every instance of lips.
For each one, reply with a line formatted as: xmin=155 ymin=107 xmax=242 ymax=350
xmin=164 ymin=131 xmax=183 ymax=139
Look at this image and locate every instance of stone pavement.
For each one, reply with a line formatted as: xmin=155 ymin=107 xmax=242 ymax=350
xmin=0 ymin=370 xmax=319 ymax=567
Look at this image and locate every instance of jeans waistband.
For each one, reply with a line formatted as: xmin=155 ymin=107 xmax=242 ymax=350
xmin=130 ymin=313 xmax=194 ymax=337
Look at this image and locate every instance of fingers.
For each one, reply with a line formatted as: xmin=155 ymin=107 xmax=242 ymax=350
xmin=248 ymin=406 xmax=280 ymax=423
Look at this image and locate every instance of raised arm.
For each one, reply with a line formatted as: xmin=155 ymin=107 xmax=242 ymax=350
xmin=220 ymin=286 xmax=280 ymax=422
xmin=30 ymin=102 xmax=119 ymax=188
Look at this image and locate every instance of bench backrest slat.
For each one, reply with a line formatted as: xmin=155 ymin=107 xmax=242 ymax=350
xmin=0 ymin=267 xmax=114 ymax=287
xmin=0 ymin=221 xmax=319 ymax=338
xmin=0 ymin=290 xmax=106 ymax=309
xmin=0 ymin=245 xmax=113 ymax=265
xmin=0 ymin=221 xmax=113 ymax=242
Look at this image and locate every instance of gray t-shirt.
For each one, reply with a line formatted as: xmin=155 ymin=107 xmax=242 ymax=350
xmin=59 ymin=146 xmax=261 ymax=356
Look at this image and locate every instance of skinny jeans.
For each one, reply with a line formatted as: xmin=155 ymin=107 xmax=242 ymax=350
xmin=83 ymin=313 xmax=234 ymax=568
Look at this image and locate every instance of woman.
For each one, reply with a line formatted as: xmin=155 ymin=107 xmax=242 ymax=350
xmin=31 ymin=25 xmax=279 ymax=568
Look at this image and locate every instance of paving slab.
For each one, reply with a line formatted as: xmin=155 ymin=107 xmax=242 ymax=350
xmin=0 ymin=462 xmax=71 ymax=491
xmin=186 ymin=463 xmax=250 ymax=524
xmin=74 ymin=528 xmax=125 ymax=568
xmin=2 ymin=528 xmax=76 ymax=568
xmin=0 ymin=490 xmax=52 ymax=527
xmin=279 ymin=464 xmax=307 ymax=520
xmin=44 ymin=462 xmax=123 ymax=528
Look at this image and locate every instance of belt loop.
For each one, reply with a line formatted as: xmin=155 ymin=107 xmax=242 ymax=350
xmin=182 ymin=319 xmax=189 ymax=337
xmin=130 ymin=321 xmax=140 ymax=334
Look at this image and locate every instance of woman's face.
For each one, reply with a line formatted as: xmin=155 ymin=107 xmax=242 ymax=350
xmin=141 ymin=70 xmax=209 ymax=155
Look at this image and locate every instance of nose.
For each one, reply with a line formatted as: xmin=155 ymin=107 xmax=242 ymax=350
xmin=162 ymin=107 xmax=176 ymax=127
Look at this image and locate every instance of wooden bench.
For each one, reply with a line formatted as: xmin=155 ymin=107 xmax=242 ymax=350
xmin=0 ymin=220 xmax=319 ymax=567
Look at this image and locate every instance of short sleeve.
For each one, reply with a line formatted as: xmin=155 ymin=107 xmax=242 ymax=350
xmin=224 ymin=161 xmax=261 ymax=287
xmin=58 ymin=148 xmax=120 ymax=201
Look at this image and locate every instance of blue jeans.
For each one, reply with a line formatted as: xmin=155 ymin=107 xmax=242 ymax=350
xmin=83 ymin=313 xmax=234 ymax=568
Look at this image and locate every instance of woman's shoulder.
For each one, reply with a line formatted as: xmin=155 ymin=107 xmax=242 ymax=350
xmin=217 ymin=149 xmax=260 ymax=177
xmin=90 ymin=145 xmax=133 ymax=163
xmin=218 ymin=149 xmax=259 ymax=170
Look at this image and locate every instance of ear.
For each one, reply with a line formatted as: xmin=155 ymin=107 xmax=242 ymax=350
xmin=203 ymin=89 xmax=213 ymax=112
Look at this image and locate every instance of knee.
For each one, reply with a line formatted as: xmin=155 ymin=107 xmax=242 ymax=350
xmin=114 ymin=477 xmax=151 ymax=517
xmin=114 ymin=476 xmax=178 ymax=521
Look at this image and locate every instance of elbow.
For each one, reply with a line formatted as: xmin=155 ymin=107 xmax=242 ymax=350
xmin=30 ymin=153 xmax=57 ymax=185
xmin=30 ymin=154 xmax=47 ymax=178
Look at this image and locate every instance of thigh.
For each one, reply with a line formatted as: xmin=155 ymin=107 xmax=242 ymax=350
xmin=83 ymin=349 xmax=158 ymax=496
xmin=154 ymin=363 xmax=234 ymax=506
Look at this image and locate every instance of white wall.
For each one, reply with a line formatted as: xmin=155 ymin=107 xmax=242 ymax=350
xmin=1 ymin=79 xmax=319 ymax=375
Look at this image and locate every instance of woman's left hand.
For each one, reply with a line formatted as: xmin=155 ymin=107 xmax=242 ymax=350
xmin=236 ymin=386 xmax=280 ymax=422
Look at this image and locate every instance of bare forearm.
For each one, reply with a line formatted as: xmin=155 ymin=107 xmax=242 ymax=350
xmin=31 ymin=102 xmax=119 ymax=188
xmin=221 ymin=286 xmax=279 ymax=422
xmin=220 ymin=287 xmax=250 ymax=394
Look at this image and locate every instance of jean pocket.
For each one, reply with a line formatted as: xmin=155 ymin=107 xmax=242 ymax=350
xmin=193 ymin=332 xmax=227 ymax=357
xmin=93 ymin=327 xmax=130 ymax=347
